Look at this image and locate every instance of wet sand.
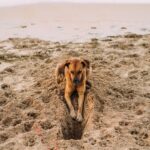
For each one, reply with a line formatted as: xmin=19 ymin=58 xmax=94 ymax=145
xmin=0 ymin=3 xmax=150 ymax=41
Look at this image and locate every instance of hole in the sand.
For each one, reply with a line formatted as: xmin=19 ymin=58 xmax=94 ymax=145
xmin=61 ymin=92 xmax=84 ymax=140
xmin=27 ymin=111 xmax=39 ymax=119
xmin=62 ymin=119 xmax=83 ymax=140
xmin=2 ymin=117 xmax=12 ymax=127
xmin=0 ymin=133 xmax=9 ymax=144
xmin=22 ymin=121 xmax=34 ymax=132
xmin=61 ymin=88 xmax=93 ymax=140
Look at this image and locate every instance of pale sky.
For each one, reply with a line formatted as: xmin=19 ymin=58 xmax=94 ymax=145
xmin=0 ymin=0 xmax=150 ymax=7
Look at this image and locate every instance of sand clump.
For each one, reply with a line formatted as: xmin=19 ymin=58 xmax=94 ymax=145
xmin=0 ymin=33 xmax=150 ymax=149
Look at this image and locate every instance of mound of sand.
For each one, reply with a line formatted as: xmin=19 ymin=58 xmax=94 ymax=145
xmin=0 ymin=34 xmax=150 ymax=150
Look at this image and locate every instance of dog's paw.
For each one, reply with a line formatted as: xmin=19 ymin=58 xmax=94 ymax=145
xmin=70 ymin=110 xmax=76 ymax=119
xmin=76 ymin=113 xmax=83 ymax=122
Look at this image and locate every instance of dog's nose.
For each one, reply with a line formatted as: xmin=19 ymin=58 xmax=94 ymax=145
xmin=73 ymin=78 xmax=79 ymax=84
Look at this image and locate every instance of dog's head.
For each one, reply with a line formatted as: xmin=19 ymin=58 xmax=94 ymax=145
xmin=65 ymin=58 xmax=90 ymax=85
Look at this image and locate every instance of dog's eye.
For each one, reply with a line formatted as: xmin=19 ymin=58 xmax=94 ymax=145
xmin=71 ymin=71 xmax=74 ymax=74
xmin=78 ymin=71 xmax=81 ymax=74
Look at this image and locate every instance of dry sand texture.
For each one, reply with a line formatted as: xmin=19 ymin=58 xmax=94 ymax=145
xmin=0 ymin=33 xmax=150 ymax=150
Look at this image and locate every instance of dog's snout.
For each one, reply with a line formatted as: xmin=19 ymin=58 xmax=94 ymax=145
xmin=73 ymin=78 xmax=80 ymax=84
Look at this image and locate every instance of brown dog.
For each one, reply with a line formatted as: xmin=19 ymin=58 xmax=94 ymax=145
xmin=56 ymin=57 xmax=90 ymax=122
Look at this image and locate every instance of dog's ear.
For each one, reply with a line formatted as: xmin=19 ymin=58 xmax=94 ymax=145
xmin=81 ymin=59 xmax=90 ymax=68
xmin=64 ymin=60 xmax=70 ymax=68
xmin=55 ymin=63 xmax=65 ymax=84
xmin=55 ymin=59 xmax=71 ymax=84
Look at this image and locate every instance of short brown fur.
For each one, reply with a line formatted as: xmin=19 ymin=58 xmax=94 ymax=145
xmin=56 ymin=57 xmax=90 ymax=122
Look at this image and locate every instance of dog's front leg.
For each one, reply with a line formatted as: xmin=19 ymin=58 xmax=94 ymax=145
xmin=65 ymin=92 xmax=76 ymax=119
xmin=77 ymin=92 xmax=84 ymax=122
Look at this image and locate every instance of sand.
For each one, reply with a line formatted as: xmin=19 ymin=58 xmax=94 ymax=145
xmin=0 ymin=33 xmax=149 ymax=150
xmin=0 ymin=3 xmax=150 ymax=150
xmin=0 ymin=3 xmax=150 ymax=41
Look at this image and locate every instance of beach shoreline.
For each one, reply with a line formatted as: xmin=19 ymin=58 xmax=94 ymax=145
xmin=0 ymin=3 xmax=150 ymax=42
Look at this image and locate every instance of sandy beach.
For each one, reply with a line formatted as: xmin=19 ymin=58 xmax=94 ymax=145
xmin=0 ymin=3 xmax=150 ymax=41
xmin=0 ymin=3 xmax=150 ymax=150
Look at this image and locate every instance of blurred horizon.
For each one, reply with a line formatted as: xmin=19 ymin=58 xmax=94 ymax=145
xmin=0 ymin=0 xmax=150 ymax=7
